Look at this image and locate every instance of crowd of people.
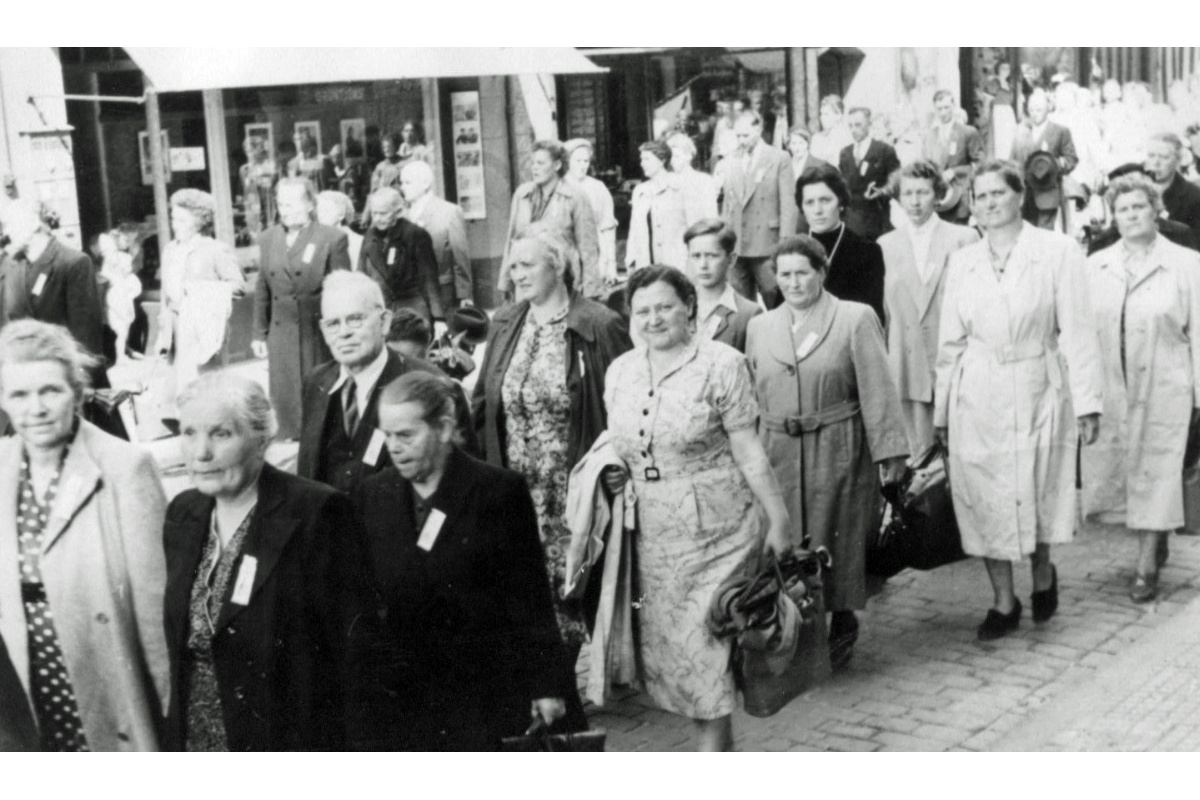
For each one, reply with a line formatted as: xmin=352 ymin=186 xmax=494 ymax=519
xmin=2 ymin=71 xmax=1200 ymax=754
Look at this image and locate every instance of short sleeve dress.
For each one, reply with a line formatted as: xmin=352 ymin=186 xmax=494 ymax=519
xmin=604 ymin=336 xmax=764 ymax=720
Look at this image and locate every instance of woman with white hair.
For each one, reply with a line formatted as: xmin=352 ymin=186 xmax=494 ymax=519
xmin=563 ymin=139 xmax=619 ymax=285
xmin=665 ymin=132 xmax=719 ymax=221
xmin=0 ymin=320 xmax=168 ymax=750
xmin=156 ymin=188 xmax=247 ymax=416
xmin=162 ymin=373 xmax=356 ymax=750
xmin=316 ymin=190 xmax=363 ymax=268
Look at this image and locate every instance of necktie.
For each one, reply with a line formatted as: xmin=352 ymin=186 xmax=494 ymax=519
xmin=530 ymin=186 xmax=548 ymax=222
xmin=343 ymin=378 xmax=359 ymax=438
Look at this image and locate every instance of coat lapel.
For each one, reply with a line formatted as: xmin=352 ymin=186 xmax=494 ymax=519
xmin=764 ymin=305 xmax=798 ymax=368
xmin=425 ymin=448 xmax=475 ymax=555
xmin=41 ymin=439 xmax=103 ymax=556
xmin=917 ymin=221 xmax=953 ymax=319
xmin=0 ymin=437 xmax=29 ymax=700
xmin=891 ymin=228 xmax=925 ymax=316
xmin=790 ymin=291 xmax=838 ymax=364
xmin=709 ymin=305 xmax=733 ymax=341
xmin=214 ymin=466 xmax=300 ymax=633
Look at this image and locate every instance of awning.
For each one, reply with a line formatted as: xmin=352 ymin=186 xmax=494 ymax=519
xmin=124 ymin=47 xmax=603 ymax=93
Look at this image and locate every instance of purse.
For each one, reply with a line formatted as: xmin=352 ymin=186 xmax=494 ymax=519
xmin=499 ymin=719 xmax=607 ymax=752
xmin=866 ymin=443 xmax=966 ymax=576
xmin=735 ymin=549 xmax=832 ymax=719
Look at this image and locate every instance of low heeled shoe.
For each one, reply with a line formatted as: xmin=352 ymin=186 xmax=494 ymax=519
xmin=1031 ymin=565 xmax=1058 ymax=623
xmin=977 ymin=599 xmax=1022 ymax=641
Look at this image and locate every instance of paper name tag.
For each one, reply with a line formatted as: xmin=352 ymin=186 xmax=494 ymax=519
xmin=302 ymin=243 xmax=316 ymax=264
xmin=51 ymin=476 xmax=83 ymax=520
xmin=230 ymin=555 xmax=257 ymax=606
xmin=387 ymin=247 xmax=396 ymax=266
xmin=363 ymin=428 xmax=385 ymax=465
xmin=1040 ymin=141 xmax=1049 ymax=152
xmin=416 ymin=508 xmax=446 ymax=551
xmin=860 ymin=161 xmax=870 ymax=177
xmin=948 ymin=141 xmax=958 ymax=156
xmin=31 ymin=273 xmax=47 ymax=297
xmin=796 ymin=332 xmax=819 ymax=360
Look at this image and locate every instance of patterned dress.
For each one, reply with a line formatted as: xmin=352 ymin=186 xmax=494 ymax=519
xmin=17 ymin=451 xmax=89 ymax=752
xmin=501 ymin=305 xmax=587 ymax=648
xmin=182 ymin=509 xmax=255 ymax=752
xmin=604 ymin=337 xmax=764 ymax=720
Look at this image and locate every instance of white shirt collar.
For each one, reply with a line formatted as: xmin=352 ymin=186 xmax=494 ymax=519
xmin=329 ymin=346 xmax=390 ymax=411
xmin=855 ymin=136 xmax=873 ymax=155
xmin=698 ymin=283 xmax=740 ymax=323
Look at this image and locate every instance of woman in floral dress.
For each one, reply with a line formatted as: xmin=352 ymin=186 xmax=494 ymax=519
xmin=603 ymin=266 xmax=792 ymax=752
xmin=471 ymin=228 xmax=631 ymax=732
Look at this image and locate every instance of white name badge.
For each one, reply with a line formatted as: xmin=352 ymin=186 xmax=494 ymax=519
xmin=860 ymin=161 xmax=870 ymax=177
xmin=1040 ymin=141 xmax=1049 ymax=152
xmin=31 ymin=273 xmax=47 ymax=297
xmin=387 ymin=247 xmax=397 ymax=266
xmin=796 ymin=332 xmax=819 ymax=360
xmin=416 ymin=508 xmax=447 ymax=552
xmin=948 ymin=140 xmax=958 ymax=156
xmin=363 ymin=428 xmax=386 ymax=465
xmin=302 ymin=243 xmax=316 ymax=264
xmin=230 ymin=555 xmax=257 ymax=606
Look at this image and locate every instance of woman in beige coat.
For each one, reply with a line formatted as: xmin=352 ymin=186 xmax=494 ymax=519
xmin=935 ymin=162 xmax=1104 ymax=641
xmin=0 ymin=320 xmax=169 ymax=750
xmin=1081 ymin=175 xmax=1200 ymax=603
xmin=625 ymin=141 xmax=693 ymax=272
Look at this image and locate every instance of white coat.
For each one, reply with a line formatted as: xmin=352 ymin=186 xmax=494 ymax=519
xmin=934 ymin=224 xmax=1104 ymax=560
xmin=1080 ymin=237 xmax=1200 ymax=530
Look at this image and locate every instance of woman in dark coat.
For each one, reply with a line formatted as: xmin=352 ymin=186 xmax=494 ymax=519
xmin=353 ymin=372 xmax=567 ymax=750
xmin=471 ymin=227 xmax=631 ymax=731
xmin=251 ymin=177 xmax=351 ymax=439
xmin=162 ymin=373 xmax=355 ymax=751
xmin=796 ymin=163 xmax=887 ymax=324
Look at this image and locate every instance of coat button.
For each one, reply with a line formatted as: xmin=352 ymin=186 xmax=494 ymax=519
xmin=117 ymin=732 xmax=130 ymax=742
xmin=95 ymin=613 xmax=109 ymax=624
xmin=643 ymin=409 xmax=649 ymax=415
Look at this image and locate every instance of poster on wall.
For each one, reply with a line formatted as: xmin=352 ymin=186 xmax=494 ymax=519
xmin=244 ymin=122 xmax=275 ymax=160
xmin=294 ymin=121 xmax=322 ymax=154
xmin=340 ymin=119 xmax=366 ymax=158
xmin=450 ymin=91 xmax=486 ymax=220
xmin=138 ymin=130 xmax=172 ymax=186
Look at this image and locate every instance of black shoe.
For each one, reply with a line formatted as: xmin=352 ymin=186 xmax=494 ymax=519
xmin=828 ymin=611 xmax=859 ymax=671
xmin=1031 ymin=565 xmax=1058 ymax=623
xmin=977 ymin=599 xmax=1022 ymax=641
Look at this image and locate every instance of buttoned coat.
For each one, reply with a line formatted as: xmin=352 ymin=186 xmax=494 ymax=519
xmin=625 ymin=175 xmax=691 ymax=271
xmin=746 ymin=294 xmax=908 ymax=610
xmin=707 ymin=291 xmax=763 ymax=353
xmin=0 ymin=421 xmax=169 ymax=751
xmin=348 ymin=449 xmax=567 ymax=750
xmin=253 ymin=222 xmax=351 ymax=439
xmin=504 ymin=179 xmax=599 ymax=293
xmin=721 ymin=142 xmax=799 ymax=257
xmin=162 ymin=464 xmax=357 ymax=751
xmin=838 ymin=139 xmax=901 ymax=241
xmin=1080 ymin=238 xmax=1200 ymax=529
xmin=935 ymin=224 xmax=1104 ymax=560
xmin=1010 ymin=120 xmax=1079 ymax=174
xmin=21 ymin=237 xmax=105 ymax=361
xmin=407 ymin=196 xmax=473 ymax=310
xmin=879 ymin=220 xmax=979 ymax=403
xmin=920 ymin=122 xmax=985 ymax=221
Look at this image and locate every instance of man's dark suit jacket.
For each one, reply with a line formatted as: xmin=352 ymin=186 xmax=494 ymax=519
xmin=1163 ymin=173 xmax=1200 ymax=238
xmin=1087 ymin=217 xmax=1199 ymax=255
xmin=838 ymin=139 xmax=901 ymax=241
xmin=709 ymin=291 xmax=763 ymax=353
xmin=297 ymin=349 xmax=440 ymax=492
xmin=359 ymin=219 xmax=442 ymax=321
xmin=21 ymin=237 xmax=105 ymax=360
xmin=162 ymin=464 xmax=358 ymax=751
xmin=348 ymin=449 xmax=566 ymax=750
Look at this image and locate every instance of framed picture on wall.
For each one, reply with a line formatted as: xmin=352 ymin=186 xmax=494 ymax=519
xmin=449 ymin=91 xmax=486 ymax=220
xmin=138 ymin=130 xmax=171 ymax=186
xmin=244 ymin=122 xmax=275 ymax=161
xmin=340 ymin=119 xmax=366 ymax=158
xmin=294 ymin=121 xmax=322 ymax=155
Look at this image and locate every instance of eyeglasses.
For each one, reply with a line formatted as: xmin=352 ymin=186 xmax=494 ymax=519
xmin=319 ymin=310 xmax=380 ymax=333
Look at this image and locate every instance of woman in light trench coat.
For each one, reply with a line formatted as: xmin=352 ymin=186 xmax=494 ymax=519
xmin=935 ymin=161 xmax=1104 ymax=641
xmin=1080 ymin=174 xmax=1200 ymax=603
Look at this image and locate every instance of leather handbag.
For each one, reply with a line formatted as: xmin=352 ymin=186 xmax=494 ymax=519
xmin=866 ymin=443 xmax=966 ymax=577
xmin=735 ymin=549 xmax=832 ymax=719
xmin=500 ymin=719 xmax=607 ymax=752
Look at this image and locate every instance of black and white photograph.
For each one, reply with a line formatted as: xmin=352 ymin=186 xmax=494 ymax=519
xmin=2 ymin=37 xmax=1199 ymax=781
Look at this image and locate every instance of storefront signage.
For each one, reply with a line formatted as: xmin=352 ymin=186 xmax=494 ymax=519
xmin=450 ymin=90 xmax=486 ymax=220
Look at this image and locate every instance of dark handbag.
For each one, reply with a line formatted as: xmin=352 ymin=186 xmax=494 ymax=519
xmin=736 ymin=549 xmax=832 ymax=718
xmin=500 ymin=719 xmax=607 ymax=752
xmin=866 ymin=443 xmax=966 ymax=577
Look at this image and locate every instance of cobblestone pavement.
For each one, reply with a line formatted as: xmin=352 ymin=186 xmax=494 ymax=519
xmin=582 ymin=518 xmax=1200 ymax=751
